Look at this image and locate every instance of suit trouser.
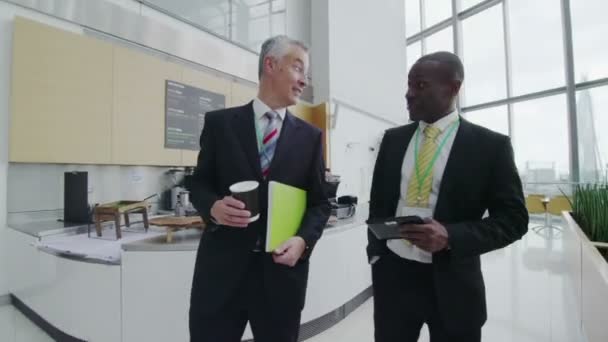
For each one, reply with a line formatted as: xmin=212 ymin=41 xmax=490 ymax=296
xmin=190 ymin=252 xmax=301 ymax=342
xmin=372 ymin=253 xmax=481 ymax=342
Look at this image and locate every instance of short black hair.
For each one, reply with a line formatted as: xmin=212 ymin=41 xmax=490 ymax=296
xmin=416 ymin=51 xmax=464 ymax=82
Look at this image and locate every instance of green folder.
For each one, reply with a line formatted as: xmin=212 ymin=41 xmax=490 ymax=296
xmin=265 ymin=181 xmax=307 ymax=252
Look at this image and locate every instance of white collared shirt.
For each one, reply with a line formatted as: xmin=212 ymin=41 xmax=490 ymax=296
xmin=387 ymin=110 xmax=460 ymax=263
xmin=252 ymin=97 xmax=287 ymax=151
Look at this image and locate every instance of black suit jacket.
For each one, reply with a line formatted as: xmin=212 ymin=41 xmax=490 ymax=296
xmin=189 ymin=102 xmax=330 ymax=316
xmin=367 ymin=118 xmax=529 ymax=332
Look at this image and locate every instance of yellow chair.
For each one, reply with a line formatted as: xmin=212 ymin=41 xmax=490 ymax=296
xmin=527 ymin=194 xmax=561 ymax=236
xmin=526 ymin=194 xmax=546 ymax=214
xmin=547 ymin=195 xmax=572 ymax=215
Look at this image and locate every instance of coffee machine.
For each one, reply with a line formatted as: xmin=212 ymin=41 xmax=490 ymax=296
xmin=325 ymin=170 xmax=357 ymax=221
xmin=161 ymin=168 xmax=185 ymax=211
xmin=161 ymin=167 xmax=199 ymax=215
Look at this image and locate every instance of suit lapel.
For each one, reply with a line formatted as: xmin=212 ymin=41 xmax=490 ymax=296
xmin=388 ymin=123 xmax=419 ymax=213
xmin=434 ymin=118 xmax=472 ymax=220
xmin=268 ymin=111 xmax=300 ymax=176
xmin=233 ymin=102 xmax=263 ymax=179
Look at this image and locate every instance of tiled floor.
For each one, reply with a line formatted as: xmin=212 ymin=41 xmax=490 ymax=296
xmin=0 ymin=219 xmax=584 ymax=342
xmin=0 ymin=305 xmax=15 ymax=342
xmin=306 ymin=300 xmax=431 ymax=342
xmin=0 ymin=305 xmax=53 ymax=342
xmin=309 ymin=219 xmax=582 ymax=342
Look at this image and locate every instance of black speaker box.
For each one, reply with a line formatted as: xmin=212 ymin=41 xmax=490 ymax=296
xmin=64 ymin=171 xmax=90 ymax=223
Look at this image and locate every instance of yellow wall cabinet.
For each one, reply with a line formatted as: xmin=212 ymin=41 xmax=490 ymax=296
xmin=9 ymin=17 xmax=331 ymax=168
xmin=290 ymin=102 xmax=331 ymax=168
xmin=112 ymin=46 xmax=182 ymax=166
xmin=10 ymin=17 xmax=113 ymax=164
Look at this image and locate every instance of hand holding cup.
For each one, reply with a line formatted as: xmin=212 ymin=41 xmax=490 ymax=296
xmin=210 ymin=181 xmax=260 ymax=227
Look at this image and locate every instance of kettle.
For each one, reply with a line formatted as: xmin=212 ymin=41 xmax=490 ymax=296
xmin=161 ymin=168 xmax=186 ymax=210
xmin=179 ymin=190 xmax=191 ymax=207
xmin=325 ymin=171 xmax=341 ymax=201
xmin=170 ymin=186 xmax=186 ymax=210
xmin=175 ymin=190 xmax=196 ymax=216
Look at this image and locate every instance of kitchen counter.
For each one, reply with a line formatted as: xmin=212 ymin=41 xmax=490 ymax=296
xmin=120 ymin=202 xmax=371 ymax=342
xmin=121 ymin=203 xmax=369 ymax=252
xmin=6 ymin=203 xmax=372 ymax=342
xmin=9 ymin=219 xmax=92 ymax=238
xmin=8 ymin=203 xmax=369 ymax=263
xmin=9 ymin=203 xmax=368 ymax=247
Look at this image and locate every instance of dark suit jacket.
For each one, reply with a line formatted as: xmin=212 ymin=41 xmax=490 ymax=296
xmin=189 ymin=102 xmax=330 ymax=317
xmin=367 ymin=118 xmax=529 ymax=333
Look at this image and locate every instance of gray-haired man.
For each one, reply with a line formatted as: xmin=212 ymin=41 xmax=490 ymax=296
xmin=188 ymin=36 xmax=330 ymax=342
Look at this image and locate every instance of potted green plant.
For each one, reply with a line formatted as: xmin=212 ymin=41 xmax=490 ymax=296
xmin=560 ymin=183 xmax=608 ymax=342
xmin=567 ymin=183 xmax=608 ymax=261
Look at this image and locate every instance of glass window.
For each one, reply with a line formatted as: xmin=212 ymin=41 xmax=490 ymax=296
xmin=248 ymin=17 xmax=270 ymax=51
xmin=425 ymin=26 xmax=454 ymax=54
xmin=461 ymin=4 xmax=507 ymax=106
xmin=512 ymin=95 xmax=570 ymax=184
xmin=424 ymin=0 xmax=452 ymax=28
xmin=242 ymin=0 xmax=270 ymax=6
xmin=407 ymin=42 xmax=422 ymax=72
xmin=576 ymin=86 xmax=608 ymax=183
xmin=459 ymin=0 xmax=485 ymax=12
xmin=571 ymin=0 xmax=608 ymax=82
xmin=131 ymin=0 xmax=290 ymax=52
xmin=146 ymin=0 xmax=231 ymax=38
xmin=464 ymin=105 xmax=509 ymax=136
xmin=509 ymin=0 xmax=565 ymax=96
xmin=271 ymin=12 xmax=285 ymax=36
xmin=272 ymin=0 xmax=286 ymax=12
xmin=406 ymin=0 xmax=421 ymax=37
xmin=199 ymin=11 xmax=230 ymax=38
xmin=232 ymin=1 xmax=270 ymax=51
xmin=249 ymin=2 xmax=269 ymax=17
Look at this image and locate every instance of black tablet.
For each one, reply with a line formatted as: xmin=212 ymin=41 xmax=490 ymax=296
xmin=366 ymin=216 xmax=424 ymax=240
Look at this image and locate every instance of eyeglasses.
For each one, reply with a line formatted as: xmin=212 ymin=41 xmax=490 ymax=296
xmin=291 ymin=64 xmax=312 ymax=83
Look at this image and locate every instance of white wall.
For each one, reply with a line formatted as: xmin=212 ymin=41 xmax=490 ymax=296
xmin=0 ymin=3 xmax=9 ymax=297
xmin=6 ymin=164 xmax=170 ymax=216
xmin=0 ymin=1 xmax=89 ymax=297
xmin=286 ymin=0 xmax=311 ymax=46
xmin=0 ymin=2 xmax=76 ymax=297
xmin=311 ymin=0 xmax=331 ymax=104
xmin=327 ymin=0 xmax=408 ymax=122
xmin=309 ymin=0 xmax=407 ymax=201
xmin=330 ymin=107 xmax=391 ymax=202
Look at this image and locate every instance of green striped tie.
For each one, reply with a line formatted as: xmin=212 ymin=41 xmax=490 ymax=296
xmin=406 ymin=125 xmax=441 ymax=207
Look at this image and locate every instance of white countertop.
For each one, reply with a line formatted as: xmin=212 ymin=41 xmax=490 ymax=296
xmin=9 ymin=204 xmax=369 ymax=263
xmin=121 ymin=203 xmax=369 ymax=252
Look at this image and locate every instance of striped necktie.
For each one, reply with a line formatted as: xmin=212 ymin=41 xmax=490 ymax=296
xmin=260 ymin=111 xmax=280 ymax=178
xmin=406 ymin=124 xmax=442 ymax=207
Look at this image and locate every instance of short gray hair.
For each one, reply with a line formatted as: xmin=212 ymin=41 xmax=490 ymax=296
xmin=258 ymin=35 xmax=309 ymax=80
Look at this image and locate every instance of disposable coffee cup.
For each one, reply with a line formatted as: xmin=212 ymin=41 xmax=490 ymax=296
xmin=229 ymin=181 xmax=260 ymax=222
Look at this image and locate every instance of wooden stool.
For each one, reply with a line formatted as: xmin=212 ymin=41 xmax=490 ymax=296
xmin=94 ymin=201 xmax=150 ymax=239
xmin=149 ymin=216 xmax=204 ymax=243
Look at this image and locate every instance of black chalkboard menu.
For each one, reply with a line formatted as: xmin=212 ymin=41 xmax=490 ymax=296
xmin=165 ymin=80 xmax=226 ymax=150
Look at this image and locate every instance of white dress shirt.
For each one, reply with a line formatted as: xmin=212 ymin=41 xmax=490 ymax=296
xmin=252 ymin=97 xmax=287 ymax=151
xmin=386 ymin=110 xmax=460 ymax=263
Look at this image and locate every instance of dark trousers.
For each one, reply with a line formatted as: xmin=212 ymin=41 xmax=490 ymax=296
xmin=372 ymin=254 xmax=481 ymax=342
xmin=190 ymin=253 xmax=301 ymax=342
